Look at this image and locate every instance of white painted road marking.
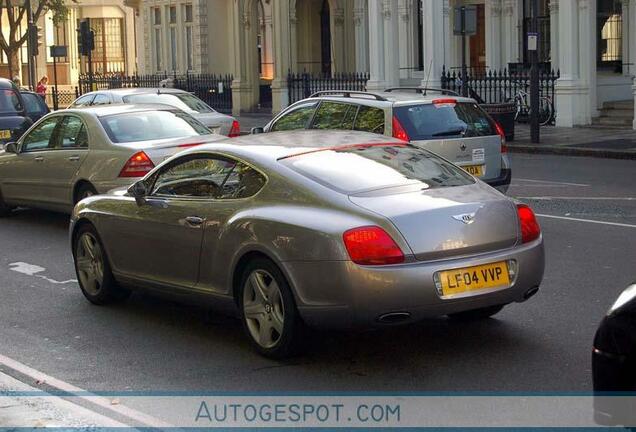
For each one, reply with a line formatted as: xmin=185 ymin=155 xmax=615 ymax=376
xmin=0 ymin=353 xmax=172 ymax=428
xmin=9 ymin=262 xmax=78 ymax=285
xmin=536 ymin=214 xmax=636 ymax=229
xmin=519 ymin=197 xmax=636 ymax=201
xmin=514 ymin=178 xmax=590 ymax=187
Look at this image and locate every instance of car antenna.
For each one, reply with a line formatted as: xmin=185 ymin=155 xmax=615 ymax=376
xmin=423 ymin=60 xmax=433 ymax=96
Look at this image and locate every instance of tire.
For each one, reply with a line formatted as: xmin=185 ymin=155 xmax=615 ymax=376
xmin=539 ymin=97 xmax=554 ymax=126
xmin=73 ymin=224 xmax=130 ymax=305
xmin=238 ymin=257 xmax=305 ymax=359
xmin=448 ymin=304 xmax=505 ymax=321
xmin=75 ymin=183 xmax=98 ymax=205
xmin=0 ymin=189 xmax=12 ymax=217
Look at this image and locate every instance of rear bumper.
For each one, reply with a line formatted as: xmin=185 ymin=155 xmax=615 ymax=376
xmin=485 ymin=168 xmax=511 ymax=191
xmin=286 ymin=239 xmax=544 ymax=330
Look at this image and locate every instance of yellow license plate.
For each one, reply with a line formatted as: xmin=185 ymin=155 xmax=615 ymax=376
xmin=0 ymin=130 xmax=11 ymax=139
xmin=438 ymin=261 xmax=510 ymax=297
xmin=462 ymin=164 xmax=484 ymax=177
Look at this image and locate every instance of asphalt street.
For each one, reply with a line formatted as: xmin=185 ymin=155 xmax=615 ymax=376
xmin=0 ymin=153 xmax=635 ymax=394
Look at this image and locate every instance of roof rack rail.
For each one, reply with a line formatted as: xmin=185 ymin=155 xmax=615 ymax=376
xmin=309 ymin=90 xmax=388 ymax=101
xmin=384 ymin=87 xmax=460 ymax=97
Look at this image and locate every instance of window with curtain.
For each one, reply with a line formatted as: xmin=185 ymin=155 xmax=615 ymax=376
xmin=184 ymin=4 xmax=193 ymax=71
xmin=153 ymin=7 xmax=163 ymax=71
xmin=597 ymin=0 xmax=623 ymax=72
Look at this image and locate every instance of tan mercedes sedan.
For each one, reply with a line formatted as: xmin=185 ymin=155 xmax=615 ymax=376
xmin=0 ymin=104 xmax=224 ymax=215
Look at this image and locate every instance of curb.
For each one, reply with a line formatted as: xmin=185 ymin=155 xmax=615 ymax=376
xmin=508 ymin=144 xmax=636 ymax=160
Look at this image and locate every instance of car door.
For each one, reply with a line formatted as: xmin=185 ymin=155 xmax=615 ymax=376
xmin=45 ymin=115 xmax=90 ymax=207
xmin=104 ymin=154 xmax=237 ymax=290
xmin=0 ymin=116 xmax=61 ymax=205
xmin=267 ymin=100 xmax=318 ymax=132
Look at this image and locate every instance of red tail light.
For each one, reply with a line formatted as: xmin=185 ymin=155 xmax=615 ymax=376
xmin=228 ymin=120 xmax=241 ymax=138
xmin=343 ymin=226 xmax=405 ymax=265
xmin=433 ymin=98 xmax=457 ymax=107
xmin=119 ymin=151 xmax=155 ymax=178
xmin=392 ymin=116 xmax=410 ymax=142
xmin=494 ymin=121 xmax=507 ymax=153
xmin=517 ymin=204 xmax=541 ymax=243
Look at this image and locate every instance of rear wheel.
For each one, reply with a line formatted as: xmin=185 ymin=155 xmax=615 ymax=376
xmin=73 ymin=224 xmax=129 ymax=305
xmin=238 ymin=258 xmax=305 ymax=358
xmin=75 ymin=183 xmax=98 ymax=205
xmin=539 ymin=97 xmax=554 ymax=126
xmin=448 ymin=304 xmax=505 ymax=321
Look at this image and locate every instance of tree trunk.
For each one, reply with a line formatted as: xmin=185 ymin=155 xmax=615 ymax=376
xmin=8 ymin=48 xmax=21 ymax=83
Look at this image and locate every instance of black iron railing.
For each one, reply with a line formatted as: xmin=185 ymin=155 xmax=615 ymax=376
xmin=46 ymin=88 xmax=80 ymax=110
xmin=288 ymin=72 xmax=369 ymax=104
xmin=441 ymin=66 xmax=560 ymax=107
xmin=77 ymin=72 xmax=234 ymax=113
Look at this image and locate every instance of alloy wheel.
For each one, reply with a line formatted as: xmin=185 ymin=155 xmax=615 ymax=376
xmin=75 ymin=232 xmax=105 ymax=296
xmin=242 ymin=269 xmax=285 ymax=349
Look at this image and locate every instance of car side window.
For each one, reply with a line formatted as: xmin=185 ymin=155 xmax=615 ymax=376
xmin=270 ymin=102 xmax=318 ymax=132
xmin=92 ymin=94 xmax=110 ymax=105
xmin=354 ymin=106 xmax=385 ymax=134
xmin=311 ymin=102 xmax=357 ymax=130
xmin=152 ymin=156 xmax=237 ymax=198
xmin=218 ymin=162 xmax=266 ymax=199
xmin=55 ymin=116 xmax=88 ymax=149
xmin=21 ymin=117 xmax=61 ymax=152
xmin=21 ymin=93 xmax=47 ymax=115
xmin=72 ymin=94 xmax=94 ymax=108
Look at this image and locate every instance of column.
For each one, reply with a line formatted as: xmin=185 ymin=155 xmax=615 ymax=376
xmin=366 ymin=0 xmax=386 ymax=90
xmin=486 ymin=0 xmax=503 ymax=70
xmin=270 ymin=0 xmax=292 ymax=113
xmin=231 ymin=0 xmax=255 ymax=115
xmin=398 ymin=0 xmax=413 ymax=80
xmin=331 ymin=4 xmax=346 ymax=73
xmin=420 ymin=0 xmax=447 ymax=88
xmin=578 ymin=0 xmax=596 ymax=120
xmin=383 ymin=0 xmax=400 ymax=87
xmin=353 ymin=0 xmax=369 ymax=72
xmin=550 ymin=0 xmax=559 ymax=71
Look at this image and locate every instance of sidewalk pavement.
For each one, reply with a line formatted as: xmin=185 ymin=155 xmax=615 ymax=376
xmin=0 ymin=370 xmax=125 ymax=428
xmin=237 ymin=113 xmax=636 ymax=159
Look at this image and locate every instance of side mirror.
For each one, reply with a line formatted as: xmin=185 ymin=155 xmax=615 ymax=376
xmin=128 ymin=180 xmax=149 ymax=204
xmin=250 ymin=127 xmax=265 ymax=135
xmin=4 ymin=142 xmax=17 ymax=154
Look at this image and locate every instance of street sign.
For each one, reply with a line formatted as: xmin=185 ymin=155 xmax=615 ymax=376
xmin=527 ymin=32 xmax=539 ymax=51
xmin=454 ymin=6 xmax=477 ymax=36
xmin=49 ymin=45 xmax=67 ymax=58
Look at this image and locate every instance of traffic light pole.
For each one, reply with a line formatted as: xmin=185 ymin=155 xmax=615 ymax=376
xmin=25 ymin=0 xmax=36 ymax=90
xmin=530 ymin=0 xmax=540 ymax=143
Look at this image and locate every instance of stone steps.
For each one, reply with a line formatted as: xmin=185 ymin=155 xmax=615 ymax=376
xmin=590 ymin=100 xmax=634 ymax=129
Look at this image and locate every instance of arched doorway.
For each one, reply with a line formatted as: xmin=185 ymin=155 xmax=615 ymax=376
xmin=295 ymin=0 xmax=332 ymax=74
xmin=256 ymin=0 xmax=273 ymax=108
xmin=320 ymin=0 xmax=332 ymax=74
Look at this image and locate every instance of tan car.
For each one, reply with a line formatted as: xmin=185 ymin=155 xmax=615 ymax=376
xmin=0 ymin=104 xmax=224 ymax=215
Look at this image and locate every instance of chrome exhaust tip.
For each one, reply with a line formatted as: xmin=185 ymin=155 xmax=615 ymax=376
xmin=377 ymin=312 xmax=411 ymax=324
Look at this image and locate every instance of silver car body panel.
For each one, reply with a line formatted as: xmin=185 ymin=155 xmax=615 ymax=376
xmin=70 ymin=131 xmax=543 ymax=330
xmin=0 ymin=104 xmax=225 ymax=213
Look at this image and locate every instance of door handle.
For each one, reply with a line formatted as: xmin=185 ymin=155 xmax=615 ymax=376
xmin=34 ymin=156 xmax=44 ymax=162
xmin=68 ymin=155 xmax=80 ymax=162
xmin=185 ymin=216 xmax=204 ymax=226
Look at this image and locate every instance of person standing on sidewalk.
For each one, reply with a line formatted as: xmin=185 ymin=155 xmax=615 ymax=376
xmin=35 ymin=76 xmax=48 ymax=100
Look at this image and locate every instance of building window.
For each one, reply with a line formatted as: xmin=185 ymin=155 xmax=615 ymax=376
xmin=597 ymin=0 xmax=622 ymax=72
xmin=80 ymin=18 xmax=125 ymax=74
xmin=167 ymin=5 xmax=177 ymax=71
xmin=184 ymin=4 xmax=193 ymax=71
xmin=45 ymin=11 xmax=68 ymax=63
xmin=152 ymin=7 xmax=162 ymax=71
xmin=416 ymin=0 xmax=423 ymax=71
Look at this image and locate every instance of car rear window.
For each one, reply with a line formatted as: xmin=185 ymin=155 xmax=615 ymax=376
xmin=394 ymin=102 xmax=496 ymax=140
xmin=122 ymin=93 xmax=214 ymax=113
xmin=99 ymin=110 xmax=211 ymax=143
xmin=281 ymin=144 xmax=474 ymax=194
xmin=0 ymin=89 xmax=23 ymax=113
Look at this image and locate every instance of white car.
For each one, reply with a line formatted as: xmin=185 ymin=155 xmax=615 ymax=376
xmin=70 ymin=88 xmax=240 ymax=137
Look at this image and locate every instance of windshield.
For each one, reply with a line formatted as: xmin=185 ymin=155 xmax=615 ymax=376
xmin=281 ymin=144 xmax=474 ymax=194
xmin=394 ymin=102 xmax=496 ymax=140
xmin=99 ymin=110 xmax=212 ymax=143
xmin=0 ymin=89 xmax=23 ymax=113
xmin=122 ymin=93 xmax=214 ymax=113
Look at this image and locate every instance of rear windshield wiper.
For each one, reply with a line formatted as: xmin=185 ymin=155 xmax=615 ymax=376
xmin=431 ymin=128 xmax=466 ymax=137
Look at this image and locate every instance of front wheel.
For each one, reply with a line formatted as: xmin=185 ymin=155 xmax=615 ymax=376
xmin=239 ymin=258 xmax=305 ymax=359
xmin=73 ymin=224 xmax=130 ymax=305
xmin=448 ymin=304 xmax=505 ymax=321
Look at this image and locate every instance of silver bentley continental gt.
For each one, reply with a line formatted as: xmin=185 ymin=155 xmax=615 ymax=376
xmin=70 ymin=130 xmax=544 ymax=358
